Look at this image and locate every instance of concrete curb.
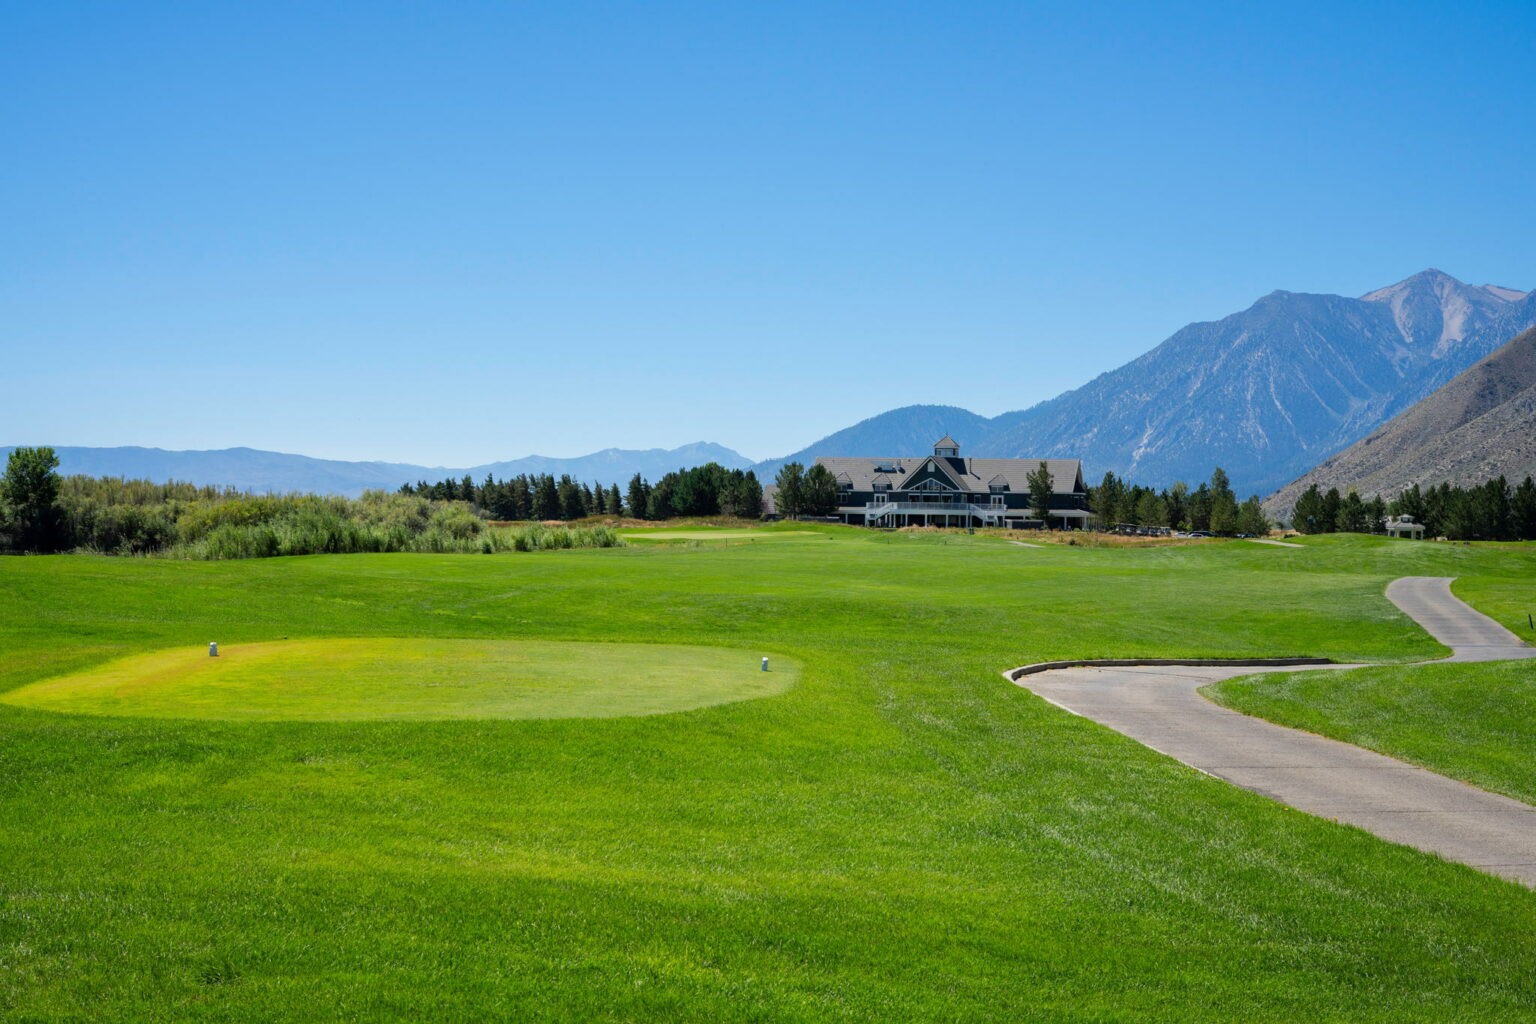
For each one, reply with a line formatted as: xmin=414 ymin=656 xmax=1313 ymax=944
xmin=1003 ymin=656 xmax=1333 ymax=683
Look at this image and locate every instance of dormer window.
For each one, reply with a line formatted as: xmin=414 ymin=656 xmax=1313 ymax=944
xmin=836 ymin=472 xmax=853 ymax=493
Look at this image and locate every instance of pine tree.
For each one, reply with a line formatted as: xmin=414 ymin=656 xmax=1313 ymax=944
xmin=774 ymin=463 xmax=806 ymax=520
xmin=1188 ymin=484 xmax=1212 ymax=531
xmin=736 ymin=471 xmax=763 ymax=520
xmin=1134 ymin=489 xmax=1167 ymax=527
xmin=1364 ymin=495 xmax=1386 ymax=533
xmin=670 ymin=471 xmax=699 ymax=517
xmin=1486 ymin=476 xmax=1512 ymax=541
xmin=1207 ymin=468 xmax=1239 ymax=534
xmin=510 ymin=477 xmax=533 ymax=520
xmin=802 ymin=464 xmax=839 ymax=517
xmin=1338 ymin=490 xmax=1367 ymax=533
xmin=1027 ymin=461 xmax=1054 ymax=523
xmin=558 ymin=476 xmax=583 ymax=520
xmin=1390 ymin=483 xmax=1427 ymax=525
xmin=1092 ymin=471 xmax=1123 ymax=527
xmin=1236 ymin=496 xmax=1270 ymax=536
xmin=1512 ymin=476 xmax=1536 ymax=541
xmin=1293 ymin=484 xmax=1325 ymax=534
xmin=1321 ymin=488 xmax=1342 ymax=533
xmin=608 ymin=483 xmax=624 ymax=518
xmin=646 ymin=479 xmax=675 ymax=520
xmin=534 ymin=475 xmax=560 ymax=520
xmin=626 ymin=474 xmax=650 ymax=520
xmin=1166 ymin=481 xmax=1189 ymax=532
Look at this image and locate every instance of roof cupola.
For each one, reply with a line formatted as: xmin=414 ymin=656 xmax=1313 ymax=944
xmin=933 ymin=435 xmax=960 ymax=457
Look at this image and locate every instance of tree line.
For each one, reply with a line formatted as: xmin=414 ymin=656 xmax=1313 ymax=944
xmin=1293 ymin=476 xmax=1536 ymax=541
xmin=400 ymin=463 xmax=764 ymax=522
xmin=1088 ymin=467 xmax=1271 ymax=534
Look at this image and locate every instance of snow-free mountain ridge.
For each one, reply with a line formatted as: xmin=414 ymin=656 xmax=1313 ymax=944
xmin=1265 ymin=325 xmax=1536 ymax=516
xmin=761 ymin=270 xmax=1535 ymax=498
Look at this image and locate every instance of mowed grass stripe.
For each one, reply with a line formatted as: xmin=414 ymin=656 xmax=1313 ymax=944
xmin=1 ymin=638 xmax=796 ymax=721
xmin=2 ymin=534 xmax=1536 ymax=1020
xmin=619 ymin=528 xmax=824 ymax=541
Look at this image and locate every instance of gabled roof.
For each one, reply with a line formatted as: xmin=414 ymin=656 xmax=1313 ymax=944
xmin=933 ymin=435 xmax=959 ymax=448
xmin=812 ymin=455 xmax=1086 ymax=494
xmin=896 ymin=455 xmax=966 ymax=491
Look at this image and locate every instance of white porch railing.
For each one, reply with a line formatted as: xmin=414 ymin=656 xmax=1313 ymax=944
xmin=860 ymin=501 xmax=1010 ymax=522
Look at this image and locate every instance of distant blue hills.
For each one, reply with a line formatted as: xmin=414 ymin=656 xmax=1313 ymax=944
xmin=14 ymin=271 xmax=1532 ymax=501
xmin=0 ymin=443 xmax=755 ymax=498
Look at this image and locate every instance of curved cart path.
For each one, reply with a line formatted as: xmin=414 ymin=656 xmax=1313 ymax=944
xmin=1009 ymin=577 xmax=1536 ymax=886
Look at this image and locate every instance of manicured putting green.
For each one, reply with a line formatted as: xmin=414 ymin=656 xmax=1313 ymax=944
xmin=621 ymin=529 xmax=820 ymax=541
xmin=1 ymin=639 xmax=797 ymax=722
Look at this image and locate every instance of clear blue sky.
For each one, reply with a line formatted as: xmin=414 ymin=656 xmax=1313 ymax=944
xmin=4 ymin=1 xmax=1533 ymax=465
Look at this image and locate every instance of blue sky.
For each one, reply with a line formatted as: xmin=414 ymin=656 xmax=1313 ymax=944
xmin=4 ymin=1 xmax=1534 ymax=464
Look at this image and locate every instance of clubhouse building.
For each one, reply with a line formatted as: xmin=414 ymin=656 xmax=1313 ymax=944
xmin=781 ymin=437 xmax=1091 ymax=529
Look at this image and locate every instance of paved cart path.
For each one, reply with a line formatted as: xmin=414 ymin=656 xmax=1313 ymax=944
xmin=1009 ymin=577 xmax=1536 ymax=886
xmin=1249 ymin=538 xmax=1304 ymax=548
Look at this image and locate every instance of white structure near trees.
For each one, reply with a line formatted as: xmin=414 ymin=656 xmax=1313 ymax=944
xmin=1384 ymin=514 xmax=1426 ymax=539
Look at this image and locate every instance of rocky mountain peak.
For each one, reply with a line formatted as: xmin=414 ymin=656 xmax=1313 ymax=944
xmin=1357 ymin=268 xmax=1527 ymax=357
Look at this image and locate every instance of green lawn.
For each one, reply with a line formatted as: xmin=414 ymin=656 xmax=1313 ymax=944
xmin=619 ymin=527 xmax=824 ymax=541
xmin=3 ymin=532 xmax=1536 ymax=1021
xmin=1207 ymin=659 xmax=1536 ymax=803
xmin=1454 ymin=570 xmax=1536 ymax=645
xmin=1 ymin=638 xmax=796 ymax=722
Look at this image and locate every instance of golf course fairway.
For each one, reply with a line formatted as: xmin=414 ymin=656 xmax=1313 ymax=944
xmin=0 ymin=638 xmax=797 ymax=721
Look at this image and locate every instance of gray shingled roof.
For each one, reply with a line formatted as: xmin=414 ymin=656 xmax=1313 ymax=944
xmin=813 ymin=455 xmax=1085 ymax=494
xmin=933 ymin=435 xmax=960 ymax=448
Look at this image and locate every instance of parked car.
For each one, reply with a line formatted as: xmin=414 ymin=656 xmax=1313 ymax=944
xmin=1186 ymin=530 xmax=1215 ymax=538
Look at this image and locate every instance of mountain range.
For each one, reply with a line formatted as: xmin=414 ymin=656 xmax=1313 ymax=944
xmin=767 ymin=270 xmax=1534 ymax=497
xmin=0 ymin=443 xmax=754 ymax=498
xmin=12 ymin=270 xmax=1531 ymax=501
xmin=1265 ymin=325 xmax=1536 ymax=515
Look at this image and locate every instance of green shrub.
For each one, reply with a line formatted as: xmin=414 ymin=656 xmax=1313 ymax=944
xmin=42 ymin=474 xmax=625 ymax=560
